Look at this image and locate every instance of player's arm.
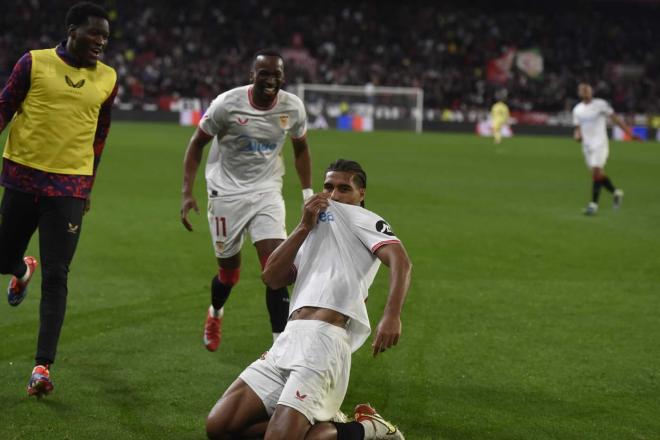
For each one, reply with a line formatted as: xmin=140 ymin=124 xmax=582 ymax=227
xmin=85 ymin=82 xmax=119 ymax=214
xmin=610 ymin=113 xmax=640 ymax=140
xmin=292 ymin=137 xmax=313 ymax=200
xmin=573 ymin=125 xmax=582 ymax=142
xmin=371 ymin=242 xmax=412 ymax=357
xmin=181 ymin=127 xmax=214 ymax=231
xmin=0 ymin=53 xmax=31 ymax=133
xmin=262 ymin=193 xmax=330 ymax=288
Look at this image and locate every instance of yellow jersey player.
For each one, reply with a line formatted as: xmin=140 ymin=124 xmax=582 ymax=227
xmin=490 ymin=100 xmax=510 ymax=144
xmin=0 ymin=2 xmax=117 ymax=397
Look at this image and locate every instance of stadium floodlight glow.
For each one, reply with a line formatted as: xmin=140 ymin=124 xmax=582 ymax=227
xmin=291 ymin=83 xmax=424 ymax=133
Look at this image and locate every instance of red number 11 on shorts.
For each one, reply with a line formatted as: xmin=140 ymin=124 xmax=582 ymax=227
xmin=215 ymin=216 xmax=227 ymax=237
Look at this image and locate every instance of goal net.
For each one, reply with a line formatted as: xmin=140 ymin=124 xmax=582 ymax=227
xmin=290 ymin=84 xmax=424 ymax=133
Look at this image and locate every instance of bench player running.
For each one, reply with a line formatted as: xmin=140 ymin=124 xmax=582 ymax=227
xmin=0 ymin=1 xmax=117 ymax=397
xmin=572 ymin=82 xmax=638 ymax=215
xmin=205 ymin=159 xmax=412 ymax=440
xmin=181 ymin=49 xmax=312 ymax=351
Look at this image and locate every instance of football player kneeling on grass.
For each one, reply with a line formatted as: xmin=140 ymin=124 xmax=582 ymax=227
xmin=205 ymin=159 xmax=412 ymax=440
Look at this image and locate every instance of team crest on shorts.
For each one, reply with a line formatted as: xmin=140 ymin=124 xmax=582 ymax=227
xmin=279 ymin=114 xmax=290 ymax=129
xmin=215 ymin=241 xmax=225 ymax=253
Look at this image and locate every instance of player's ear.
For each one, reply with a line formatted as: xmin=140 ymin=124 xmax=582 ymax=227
xmin=67 ymin=25 xmax=77 ymax=38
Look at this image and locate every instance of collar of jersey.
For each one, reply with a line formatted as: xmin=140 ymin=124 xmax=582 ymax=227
xmin=248 ymin=86 xmax=278 ymax=111
xmin=56 ymin=41 xmax=95 ymax=69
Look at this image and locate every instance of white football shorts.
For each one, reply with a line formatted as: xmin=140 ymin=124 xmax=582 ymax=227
xmin=582 ymin=143 xmax=609 ymax=168
xmin=207 ymin=191 xmax=286 ymax=258
xmin=239 ymin=319 xmax=352 ymax=424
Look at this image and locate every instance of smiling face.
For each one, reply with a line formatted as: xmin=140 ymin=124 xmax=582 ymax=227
xmin=250 ymin=55 xmax=284 ymax=106
xmin=67 ymin=16 xmax=110 ymax=66
xmin=323 ymin=171 xmax=365 ymax=206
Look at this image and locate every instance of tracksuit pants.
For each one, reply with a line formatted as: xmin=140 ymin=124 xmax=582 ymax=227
xmin=0 ymin=188 xmax=85 ymax=365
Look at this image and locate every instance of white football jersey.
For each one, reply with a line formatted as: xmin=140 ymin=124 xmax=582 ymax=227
xmin=199 ymin=85 xmax=307 ymax=196
xmin=291 ymin=200 xmax=401 ymax=352
xmin=572 ymin=98 xmax=614 ymax=149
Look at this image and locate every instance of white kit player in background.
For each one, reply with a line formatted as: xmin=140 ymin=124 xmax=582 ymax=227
xmin=180 ymin=49 xmax=313 ymax=352
xmin=572 ymin=82 xmax=638 ymax=216
xmin=205 ymin=159 xmax=412 ymax=440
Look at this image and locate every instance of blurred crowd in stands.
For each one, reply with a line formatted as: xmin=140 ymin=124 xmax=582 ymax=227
xmin=1 ymin=0 xmax=658 ymax=114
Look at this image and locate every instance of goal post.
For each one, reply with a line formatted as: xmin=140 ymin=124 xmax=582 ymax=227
xmin=290 ymin=83 xmax=424 ymax=133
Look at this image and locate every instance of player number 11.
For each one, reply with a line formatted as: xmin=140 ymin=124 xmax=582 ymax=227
xmin=215 ymin=216 xmax=227 ymax=237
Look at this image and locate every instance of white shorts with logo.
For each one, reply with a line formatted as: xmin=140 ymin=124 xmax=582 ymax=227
xmin=582 ymin=143 xmax=609 ymax=168
xmin=207 ymin=191 xmax=286 ymax=258
xmin=239 ymin=320 xmax=352 ymax=424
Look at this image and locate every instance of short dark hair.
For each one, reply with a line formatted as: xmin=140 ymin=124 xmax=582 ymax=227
xmin=253 ymin=49 xmax=283 ymax=62
xmin=65 ymin=2 xmax=109 ymax=28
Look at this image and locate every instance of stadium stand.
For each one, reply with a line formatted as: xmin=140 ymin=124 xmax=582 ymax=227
xmin=1 ymin=0 xmax=658 ymax=115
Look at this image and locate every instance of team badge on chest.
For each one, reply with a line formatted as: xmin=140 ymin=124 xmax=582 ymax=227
xmin=279 ymin=114 xmax=290 ymax=129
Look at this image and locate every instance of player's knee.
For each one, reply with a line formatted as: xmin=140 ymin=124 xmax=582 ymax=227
xmin=41 ymin=264 xmax=69 ymax=292
xmin=217 ymin=267 xmax=240 ymax=287
xmin=205 ymin=410 xmax=235 ymax=439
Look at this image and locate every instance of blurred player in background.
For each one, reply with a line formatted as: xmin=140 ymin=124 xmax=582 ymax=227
xmin=490 ymin=96 xmax=510 ymax=144
xmin=205 ymin=159 xmax=411 ymax=440
xmin=181 ymin=49 xmax=312 ymax=352
xmin=0 ymin=2 xmax=117 ymax=397
xmin=572 ymin=82 xmax=637 ymax=215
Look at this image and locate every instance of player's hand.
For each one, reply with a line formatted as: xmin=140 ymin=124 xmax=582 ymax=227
xmin=83 ymin=197 xmax=91 ymax=215
xmin=300 ymin=193 xmax=330 ymax=231
xmin=574 ymin=133 xmax=582 ymax=143
xmin=181 ymin=193 xmax=199 ymax=231
xmin=372 ymin=314 xmax=401 ymax=357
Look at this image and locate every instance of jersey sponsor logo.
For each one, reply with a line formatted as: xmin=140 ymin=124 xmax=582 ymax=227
xmin=237 ymin=117 xmax=249 ymax=125
xmin=317 ymin=211 xmax=335 ymax=223
xmin=279 ymin=114 xmax=290 ymax=129
xmin=236 ymin=135 xmax=277 ymax=153
xmin=376 ymin=220 xmax=395 ymax=236
xmin=65 ymin=75 xmax=85 ymax=89
xmin=295 ymin=390 xmax=307 ymax=401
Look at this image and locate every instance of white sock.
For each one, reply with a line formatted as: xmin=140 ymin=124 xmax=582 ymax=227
xmin=360 ymin=418 xmax=395 ymax=438
xmin=20 ymin=263 xmax=32 ymax=283
xmin=360 ymin=420 xmax=377 ymax=439
xmin=210 ymin=306 xmax=223 ymax=318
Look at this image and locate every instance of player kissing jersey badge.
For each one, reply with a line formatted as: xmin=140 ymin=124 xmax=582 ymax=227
xmin=279 ymin=114 xmax=290 ymax=129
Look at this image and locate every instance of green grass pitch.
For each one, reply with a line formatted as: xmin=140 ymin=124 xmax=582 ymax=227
xmin=1 ymin=123 xmax=659 ymax=439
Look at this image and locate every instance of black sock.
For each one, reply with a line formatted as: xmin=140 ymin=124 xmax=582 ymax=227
xmin=333 ymin=421 xmax=365 ymax=440
xmin=35 ymin=358 xmax=52 ymax=367
xmin=266 ymin=287 xmax=289 ymax=333
xmin=211 ymin=276 xmax=233 ymax=310
xmin=601 ymin=176 xmax=616 ymax=193
xmin=592 ymin=180 xmax=603 ymax=203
